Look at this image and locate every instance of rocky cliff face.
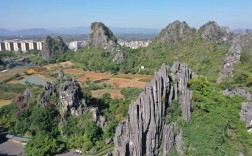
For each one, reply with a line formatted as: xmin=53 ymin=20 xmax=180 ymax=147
xmin=198 ymin=21 xmax=231 ymax=42
xmin=217 ymin=33 xmax=252 ymax=81
xmin=89 ymin=22 xmax=118 ymax=51
xmin=217 ymin=34 xmax=242 ymax=81
xmin=41 ymin=36 xmax=68 ymax=60
xmin=40 ymin=70 xmax=85 ymax=117
xmin=114 ymin=62 xmax=193 ymax=156
xmin=155 ymin=20 xmax=195 ymax=46
xmin=240 ymin=102 xmax=252 ymax=132
xmin=222 ymin=88 xmax=252 ymax=101
xmin=58 ymin=80 xmax=85 ymax=116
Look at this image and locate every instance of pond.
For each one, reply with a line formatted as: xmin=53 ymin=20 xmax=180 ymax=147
xmin=20 ymin=75 xmax=48 ymax=86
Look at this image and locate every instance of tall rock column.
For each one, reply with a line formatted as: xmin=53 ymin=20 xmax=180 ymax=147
xmin=114 ymin=62 xmax=193 ymax=156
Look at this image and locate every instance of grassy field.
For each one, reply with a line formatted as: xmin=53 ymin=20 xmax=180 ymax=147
xmin=0 ymin=99 xmax=12 ymax=108
xmin=34 ymin=62 xmax=152 ymax=99
xmin=0 ymin=66 xmax=30 ymax=83
xmin=4 ymin=61 xmax=153 ymax=99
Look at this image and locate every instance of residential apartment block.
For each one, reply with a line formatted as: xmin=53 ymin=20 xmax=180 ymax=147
xmin=0 ymin=40 xmax=43 ymax=52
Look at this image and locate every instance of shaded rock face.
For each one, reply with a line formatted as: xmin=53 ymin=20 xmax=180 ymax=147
xmin=240 ymin=102 xmax=252 ymax=132
xmin=59 ymin=80 xmax=85 ymax=116
xmin=40 ymin=82 xmax=57 ymax=106
xmin=40 ymin=75 xmax=85 ymax=116
xmin=222 ymin=88 xmax=252 ymax=101
xmin=155 ymin=20 xmax=195 ymax=46
xmin=58 ymin=68 xmax=65 ymax=79
xmin=90 ymin=107 xmax=107 ymax=128
xmin=23 ymin=85 xmax=32 ymax=102
xmin=199 ymin=21 xmax=231 ymax=42
xmin=114 ymin=62 xmax=193 ymax=156
xmin=89 ymin=22 xmax=118 ymax=51
xmin=41 ymin=36 xmax=68 ymax=60
xmin=114 ymin=50 xmax=125 ymax=64
xmin=217 ymin=33 xmax=252 ymax=81
xmin=217 ymin=34 xmax=242 ymax=81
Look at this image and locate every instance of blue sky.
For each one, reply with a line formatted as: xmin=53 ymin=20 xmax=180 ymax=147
xmin=0 ymin=0 xmax=251 ymax=30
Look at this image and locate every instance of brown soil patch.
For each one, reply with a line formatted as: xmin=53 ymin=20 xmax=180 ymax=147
xmin=92 ymin=89 xmax=123 ymax=99
xmin=44 ymin=61 xmax=73 ymax=70
xmin=77 ymin=71 xmax=112 ymax=82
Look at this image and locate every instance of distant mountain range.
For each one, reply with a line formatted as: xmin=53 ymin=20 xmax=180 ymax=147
xmin=0 ymin=26 xmax=161 ymax=36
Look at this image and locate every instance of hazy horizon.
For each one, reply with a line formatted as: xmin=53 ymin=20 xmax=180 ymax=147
xmin=1 ymin=0 xmax=252 ymax=30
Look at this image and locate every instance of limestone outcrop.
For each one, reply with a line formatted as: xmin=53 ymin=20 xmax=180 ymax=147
xmin=114 ymin=50 xmax=125 ymax=64
xmin=217 ymin=32 xmax=252 ymax=81
xmin=58 ymin=80 xmax=85 ymax=116
xmin=113 ymin=62 xmax=193 ymax=156
xmin=89 ymin=22 xmax=118 ymax=51
xmin=222 ymin=88 xmax=252 ymax=101
xmin=198 ymin=21 xmax=231 ymax=42
xmin=41 ymin=36 xmax=68 ymax=60
xmin=240 ymin=102 xmax=252 ymax=132
xmin=217 ymin=34 xmax=242 ymax=81
xmin=40 ymin=70 xmax=85 ymax=117
xmin=155 ymin=20 xmax=195 ymax=46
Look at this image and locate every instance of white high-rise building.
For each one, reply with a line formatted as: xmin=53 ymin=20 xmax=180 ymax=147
xmin=37 ymin=42 xmax=43 ymax=50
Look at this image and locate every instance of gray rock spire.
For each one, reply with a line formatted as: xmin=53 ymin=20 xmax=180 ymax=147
xmin=114 ymin=62 xmax=193 ymax=156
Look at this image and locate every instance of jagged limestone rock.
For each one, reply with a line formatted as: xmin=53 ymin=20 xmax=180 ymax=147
xmin=175 ymin=130 xmax=184 ymax=155
xmin=58 ymin=68 xmax=65 ymax=79
xmin=218 ymin=33 xmax=252 ymax=81
xmin=90 ymin=107 xmax=107 ymax=128
xmin=40 ymin=82 xmax=57 ymax=106
xmin=240 ymin=102 xmax=252 ymax=132
xmin=41 ymin=36 xmax=68 ymax=60
xmin=222 ymin=88 xmax=252 ymax=101
xmin=23 ymin=85 xmax=32 ymax=101
xmin=58 ymin=80 xmax=85 ymax=116
xmin=114 ymin=62 xmax=193 ymax=156
xmin=217 ymin=34 xmax=242 ymax=81
xmin=198 ymin=21 xmax=231 ymax=42
xmin=89 ymin=22 xmax=118 ymax=51
xmin=114 ymin=50 xmax=125 ymax=64
xmin=155 ymin=20 xmax=195 ymax=47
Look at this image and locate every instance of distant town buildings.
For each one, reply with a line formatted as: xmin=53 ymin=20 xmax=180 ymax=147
xmin=68 ymin=41 xmax=87 ymax=51
xmin=118 ymin=39 xmax=151 ymax=49
xmin=0 ymin=40 xmax=43 ymax=52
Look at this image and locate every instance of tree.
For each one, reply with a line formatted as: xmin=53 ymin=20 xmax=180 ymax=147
xmin=25 ymin=135 xmax=65 ymax=156
xmin=84 ymin=121 xmax=102 ymax=143
xmin=30 ymin=106 xmax=60 ymax=136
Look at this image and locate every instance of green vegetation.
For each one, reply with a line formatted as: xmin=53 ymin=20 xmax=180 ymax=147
xmin=120 ymin=87 xmax=143 ymax=101
xmin=165 ymin=100 xmax=182 ymax=123
xmin=221 ymin=40 xmax=252 ymax=88
xmin=181 ymin=77 xmax=252 ymax=155
xmin=0 ymin=83 xmax=26 ymax=100
xmin=1 ymin=30 xmax=252 ymax=155
xmin=83 ymin=80 xmax=112 ymax=90
xmin=25 ymin=135 xmax=66 ymax=156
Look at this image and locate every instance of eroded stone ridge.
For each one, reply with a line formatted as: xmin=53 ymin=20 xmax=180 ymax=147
xmin=40 ymin=80 xmax=85 ymax=117
xmin=41 ymin=36 xmax=68 ymax=60
xmin=89 ymin=22 xmax=118 ymax=51
xmin=199 ymin=21 xmax=231 ymax=42
xmin=217 ymin=34 xmax=242 ymax=81
xmin=155 ymin=20 xmax=195 ymax=46
xmin=222 ymin=88 xmax=252 ymax=101
xmin=114 ymin=62 xmax=193 ymax=156
xmin=240 ymin=102 xmax=252 ymax=132
xmin=59 ymin=80 xmax=85 ymax=116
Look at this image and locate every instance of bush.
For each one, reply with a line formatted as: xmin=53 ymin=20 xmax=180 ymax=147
xmin=25 ymin=135 xmax=66 ymax=156
xmin=120 ymin=87 xmax=143 ymax=101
